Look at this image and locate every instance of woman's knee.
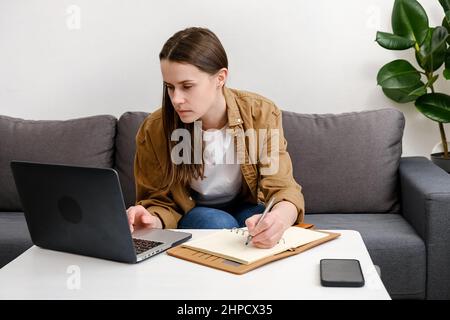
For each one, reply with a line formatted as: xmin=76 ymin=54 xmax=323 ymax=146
xmin=232 ymin=203 xmax=266 ymax=227
xmin=178 ymin=206 xmax=239 ymax=229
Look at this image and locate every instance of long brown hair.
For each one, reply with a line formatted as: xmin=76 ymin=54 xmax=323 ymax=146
xmin=159 ymin=27 xmax=228 ymax=190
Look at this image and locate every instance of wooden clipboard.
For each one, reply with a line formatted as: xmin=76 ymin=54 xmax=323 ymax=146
xmin=166 ymin=224 xmax=340 ymax=275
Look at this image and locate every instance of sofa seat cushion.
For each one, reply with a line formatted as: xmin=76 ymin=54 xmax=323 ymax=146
xmin=0 ymin=212 xmax=32 ymax=268
xmin=0 ymin=114 xmax=117 ymax=211
xmin=305 ymin=213 xmax=425 ymax=299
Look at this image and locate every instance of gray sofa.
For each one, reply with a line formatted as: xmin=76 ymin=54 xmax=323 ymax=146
xmin=1 ymin=108 xmax=450 ymax=300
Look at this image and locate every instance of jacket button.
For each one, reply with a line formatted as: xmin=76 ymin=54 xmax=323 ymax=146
xmin=237 ymin=118 xmax=241 ymax=123
xmin=189 ymin=196 xmax=193 ymax=200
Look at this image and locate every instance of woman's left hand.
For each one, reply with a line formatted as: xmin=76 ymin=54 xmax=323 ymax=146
xmin=245 ymin=201 xmax=298 ymax=248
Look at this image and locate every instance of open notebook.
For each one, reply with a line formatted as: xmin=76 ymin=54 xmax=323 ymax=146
xmin=181 ymin=226 xmax=330 ymax=265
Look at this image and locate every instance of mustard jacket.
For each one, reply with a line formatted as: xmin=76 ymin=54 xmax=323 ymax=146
xmin=134 ymin=86 xmax=305 ymax=228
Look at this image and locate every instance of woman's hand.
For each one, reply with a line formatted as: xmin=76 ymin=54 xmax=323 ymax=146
xmin=245 ymin=201 xmax=298 ymax=248
xmin=126 ymin=205 xmax=163 ymax=232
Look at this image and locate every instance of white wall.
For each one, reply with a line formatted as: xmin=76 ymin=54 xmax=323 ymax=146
xmin=1 ymin=0 xmax=449 ymax=157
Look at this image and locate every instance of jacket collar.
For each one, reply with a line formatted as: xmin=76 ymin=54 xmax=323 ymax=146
xmin=223 ymin=86 xmax=244 ymax=127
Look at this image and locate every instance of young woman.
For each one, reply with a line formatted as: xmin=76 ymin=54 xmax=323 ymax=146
xmin=126 ymin=27 xmax=304 ymax=248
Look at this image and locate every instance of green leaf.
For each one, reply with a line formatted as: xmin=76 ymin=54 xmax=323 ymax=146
xmin=375 ymin=31 xmax=416 ymax=50
xmin=445 ymin=46 xmax=450 ymax=70
xmin=415 ymin=93 xmax=450 ymax=122
xmin=382 ymin=81 xmax=426 ymax=103
xmin=439 ymin=0 xmax=450 ymax=13
xmin=415 ymin=27 xmax=448 ymax=72
xmin=443 ymin=68 xmax=450 ymax=79
xmin=442 ymin=15 xmax=450 ymax=30
xmin=392 ymin=0 xmax=429 ymax=46
xmin=441 ymin=14 xmax=450 ymax=44
xmin=408 ymin=85 xmax=427 ymax=97
xmin=377 ymin=59 xmax=422 ymax=88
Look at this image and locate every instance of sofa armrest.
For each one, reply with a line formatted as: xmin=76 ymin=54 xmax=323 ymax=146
xmin=399 ymin=156 xmax=450 ymax=299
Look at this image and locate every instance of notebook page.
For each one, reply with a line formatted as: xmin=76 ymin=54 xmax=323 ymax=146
xmin=182 ymin=227 xmax=329 ymax=265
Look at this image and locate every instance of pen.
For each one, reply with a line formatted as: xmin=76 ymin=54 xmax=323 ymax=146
xmin=245 ymin=197 xmax=276 ymax=246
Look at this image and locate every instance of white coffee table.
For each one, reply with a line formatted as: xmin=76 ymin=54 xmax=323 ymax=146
xmin=0 ymin=230 xmax=390 ymax=300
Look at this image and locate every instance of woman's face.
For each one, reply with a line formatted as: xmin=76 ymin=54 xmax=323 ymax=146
xmin=160 ymin=59 xmax=223 ymax=123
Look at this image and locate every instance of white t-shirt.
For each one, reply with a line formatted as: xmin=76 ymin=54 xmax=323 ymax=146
xmin=190 ymin=124 xmax=242 ymax=206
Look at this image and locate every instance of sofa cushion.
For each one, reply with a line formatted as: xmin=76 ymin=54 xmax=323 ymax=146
xmin=305 ymin=213 xmax=426 ymax=299
xmin=0 ymin=212 xmax=32 ymax=268
xmin=282 ymin=108 xmax=404 ymax=214
xmin=0 ymin=114 xmax=117 ymax=211
xmin=115 ymin=112 xmax=149 ymax=208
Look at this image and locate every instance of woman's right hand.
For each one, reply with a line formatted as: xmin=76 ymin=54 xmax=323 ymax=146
xmin=126 ymin=205 xmax=163 ymax=233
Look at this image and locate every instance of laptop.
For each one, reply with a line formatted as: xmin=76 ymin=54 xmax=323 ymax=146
xmin=10 ymin=160 xmax=192 ymax=263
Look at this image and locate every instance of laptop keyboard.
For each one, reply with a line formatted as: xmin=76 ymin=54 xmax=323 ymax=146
xmin=132 ymin=238 xmax=164 ymax=254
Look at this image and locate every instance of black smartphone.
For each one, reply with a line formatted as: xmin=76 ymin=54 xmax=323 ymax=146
xmin=320 ymin=259 xmax=365 ymax=287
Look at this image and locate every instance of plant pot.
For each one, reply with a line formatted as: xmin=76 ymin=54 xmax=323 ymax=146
xmin=430 ymin=152 xmax=450 ymax=173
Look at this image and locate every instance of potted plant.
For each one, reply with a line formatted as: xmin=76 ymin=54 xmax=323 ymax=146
xmin=376 ymin=0 xmax=450 ymax=172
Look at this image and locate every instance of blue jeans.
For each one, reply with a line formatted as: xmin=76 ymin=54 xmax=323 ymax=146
xmin=178 ymin=201 xmax=266 ymax=229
